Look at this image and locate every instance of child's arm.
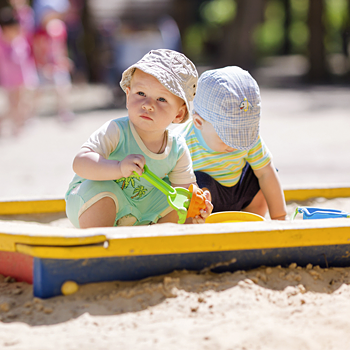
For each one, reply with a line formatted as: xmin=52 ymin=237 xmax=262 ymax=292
xmin=73 ymin=147 xmax=145 ymax=180
xmin=253 ymin=162 xmax=287 ymax=220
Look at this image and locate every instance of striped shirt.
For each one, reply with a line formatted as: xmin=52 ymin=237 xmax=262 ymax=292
xmin=181 ymin=121 xmax=272 ymax=187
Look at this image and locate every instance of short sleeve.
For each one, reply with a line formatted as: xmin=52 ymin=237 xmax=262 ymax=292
xmin=168 ymin=135 xmax=196 ymax=185
xmin=82 ymin=120 xmax=120 ymax=159
xmin=246 ymin=136 xmax=272 ymax=170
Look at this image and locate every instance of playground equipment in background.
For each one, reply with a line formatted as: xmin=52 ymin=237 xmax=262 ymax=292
xmin=293 ymin=207 xmax=350 ymax=220
xmin=137 ymin=165 xmax=207 ymax=224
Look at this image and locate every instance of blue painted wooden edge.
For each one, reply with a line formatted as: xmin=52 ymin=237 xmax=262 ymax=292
xmin=33 ymin=244 xmax=350 ymax=298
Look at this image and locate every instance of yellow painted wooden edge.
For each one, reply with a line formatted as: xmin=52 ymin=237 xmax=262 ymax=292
xmin=0 ymin=233 xmax=106 ymax=252
xmin=1 ymin=186 xmax=349 ymax=215
xmin=0 ymin=198 xmax=65 ymax=215
xmin=284 ymin=186 xmax=350 ymax=202
xmin=14 ymin=222 xmax=350 ymax=259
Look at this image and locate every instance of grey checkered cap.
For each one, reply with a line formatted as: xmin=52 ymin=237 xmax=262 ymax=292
xmin=193 ymin=66 xmax=261 ymax=150
xmin=120 ymin=49 xmax=198 ymax=122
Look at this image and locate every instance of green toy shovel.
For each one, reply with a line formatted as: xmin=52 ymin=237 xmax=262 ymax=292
xmin=134 ymin=165 xmax=206 ymax=224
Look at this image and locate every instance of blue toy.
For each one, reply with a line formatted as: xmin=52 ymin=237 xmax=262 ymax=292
xmin=293 ymin=207 xmax=350 ymax=220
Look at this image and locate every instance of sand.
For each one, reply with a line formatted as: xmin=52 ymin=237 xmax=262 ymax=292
xmin=1 ymin=252 xmax=350 ymax=349
xmin=1 ymin=84 xmax=350 ymax=349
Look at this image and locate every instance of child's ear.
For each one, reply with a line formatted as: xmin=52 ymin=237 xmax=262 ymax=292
xmin=193 ymin=114 xmax=204 ymax=130
xmin=125 ymin=87 xmax=130 ymax=109
xmin=173 ymin=103 xmax=187 ymax=124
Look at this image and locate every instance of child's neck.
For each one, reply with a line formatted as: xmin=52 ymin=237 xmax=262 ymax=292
xmin=134 ymin=126 xmax=167 ymax=154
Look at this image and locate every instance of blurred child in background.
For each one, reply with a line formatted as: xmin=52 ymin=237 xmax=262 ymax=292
xmin=32 ymin=0 xmax=74 ymax=122
xmin=10 ymin=0 xmax=35 ymax=39
xmin=0 ymin=6 xmax=38 ymax=136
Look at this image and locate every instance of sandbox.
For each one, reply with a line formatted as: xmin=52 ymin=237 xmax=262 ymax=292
xmin=1 ymin=185 xmax=350 ymax=298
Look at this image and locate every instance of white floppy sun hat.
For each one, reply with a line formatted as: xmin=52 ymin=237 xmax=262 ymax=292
xmin=120 ymin=49 xmax=198 ymax=122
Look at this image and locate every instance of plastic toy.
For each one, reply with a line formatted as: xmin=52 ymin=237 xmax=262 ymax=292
xmin=136 ymin=165 xmax=207 ymax=224
xmin=205 ymin=211 xmax=265 ymax=223
xmin=293 ymin=206 xmax=350 ymax=220
xmin=61 ymin=280 xmax=79 ymax=295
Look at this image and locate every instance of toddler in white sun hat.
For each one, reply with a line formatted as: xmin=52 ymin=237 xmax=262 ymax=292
xmin=181 ymin=66 xmax=287 ymax=220
xmin=65 ymin=49 xmax=212 ymax=228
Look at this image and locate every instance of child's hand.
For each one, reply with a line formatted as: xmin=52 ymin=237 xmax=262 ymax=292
xmin=191 ymin=190 xmax=213 ymax=224
xmin=119 ymin=154 xmax=145 ymax=178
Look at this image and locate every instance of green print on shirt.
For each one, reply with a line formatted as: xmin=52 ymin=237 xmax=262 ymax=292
xmin=115 ymin=173 xmax=148 ymax=199
xmin=115 ymin=173 xmax=140 ymax=190
xmin=131 ymin=185 xmax=147 ymax=199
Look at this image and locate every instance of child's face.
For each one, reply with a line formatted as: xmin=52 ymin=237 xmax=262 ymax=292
xmin=125 ymin=69 xmax=187 ymax=136
xmin=193 ymin=114 xmax=235 ymax=153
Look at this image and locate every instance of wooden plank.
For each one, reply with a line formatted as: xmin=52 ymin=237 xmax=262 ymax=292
xmin=284 ymin=186 xmax=350 ymax=202
xmin=13 ymin=219 xmax=350 ymax=259
xmin=0 ymin=198 xmax=66 ymax=215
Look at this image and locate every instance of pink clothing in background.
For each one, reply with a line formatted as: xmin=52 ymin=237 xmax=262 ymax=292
xmin=0 ymin=30 xmax=38 ymax=90
xmin=15 ymin=5 xmax=35 ymax=39
xmin=33 ymin=19 xmax=71 ymax=86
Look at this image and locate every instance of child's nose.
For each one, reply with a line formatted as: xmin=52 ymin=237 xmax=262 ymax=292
xmin=142 ymin=98 xmax=154 ymax=111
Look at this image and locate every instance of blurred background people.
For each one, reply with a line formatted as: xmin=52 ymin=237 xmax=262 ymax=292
xmin=10 ymin=0 xmax=35 ymax=38
xmin=0 ymin=0 xmax=349 ymax=129
xmin=32 ymin=0 xmax=74 ymax=122
xmin=64 ymin=0 xmax=88 ymax=84
xmin=0 ymin=6 xmax=38 ymax=136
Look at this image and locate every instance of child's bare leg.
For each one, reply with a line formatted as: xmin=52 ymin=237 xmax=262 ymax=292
xmin=56 ymin=83 xmax=74 ymax=122
xmin=242 ymin=190 xmax=268 ymax=217
xmin=22 ymin=88 xmax=37 ymax=121
xmin=8 ymin=88 xmax=24 ymax=135
xmin=157 ymin=210 xmax=179 ymax=224
xmin=79 ymin=197 xmax=116 ymax=228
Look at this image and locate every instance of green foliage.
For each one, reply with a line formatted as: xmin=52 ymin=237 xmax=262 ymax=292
xmin=289 ymin=21 xmax=309 ymax=52
xmin=200 ymin=0 xmax=236 ymax=25
xmin=254 ymin=0 xmax=285 ymax=55
xmin=254 ymin=0 xmax=309 ymax=56
xmin=325 ymin=0 xmax=348 ymax=53
xmin=290 ymin=0 xmax=308 ymax=19
xmin=183 ymin=0 xmax=349 ymax=65
xmin=289 ymin=0 xmax=309 ymax=53
xmin=183 ymin=0 xmax=235 ymax=61
xmin=184 ymin=24 xmax=205 ymax=60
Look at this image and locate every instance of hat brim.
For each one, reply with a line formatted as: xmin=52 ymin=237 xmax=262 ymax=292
xmin=120 ymin=63 xmax=191 ymax=122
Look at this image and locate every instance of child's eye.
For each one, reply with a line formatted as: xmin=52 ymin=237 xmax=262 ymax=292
xmin=158 ymin=97 xmax=167 ymax=102
xmin=137 ymin=91 xmax=146 ymax=97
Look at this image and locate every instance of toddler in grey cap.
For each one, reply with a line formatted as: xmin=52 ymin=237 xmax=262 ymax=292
xmin=65 ymin=49 xmax=212 ymax=228
xmin=181 ymin=66 xmax=287 ymax=220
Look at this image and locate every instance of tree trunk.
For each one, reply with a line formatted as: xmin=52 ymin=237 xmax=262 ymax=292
xmin=217 ymin=0 xmax=266 ymax=69
xmin=170 ymin=0 xmax=205 ymax=48
xmin=281 ymin=0 xmax=292 ymax=55
xmin=307 ymin=0 xmax=329 ymax=82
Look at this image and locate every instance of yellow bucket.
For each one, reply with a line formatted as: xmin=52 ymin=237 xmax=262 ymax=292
xmin=205 ymin=211 xmax=265 ymax=224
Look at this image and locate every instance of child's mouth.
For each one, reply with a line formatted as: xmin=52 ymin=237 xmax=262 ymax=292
xmin=140 ymin=115 xmax=152 ymax=121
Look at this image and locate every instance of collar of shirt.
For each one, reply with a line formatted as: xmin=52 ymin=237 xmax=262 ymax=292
xmin=193 ymin=126 xmax=217 ymax=153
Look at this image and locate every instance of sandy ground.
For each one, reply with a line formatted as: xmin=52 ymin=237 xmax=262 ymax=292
xmin=1 ymin=83 xmax=350 ymax=349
